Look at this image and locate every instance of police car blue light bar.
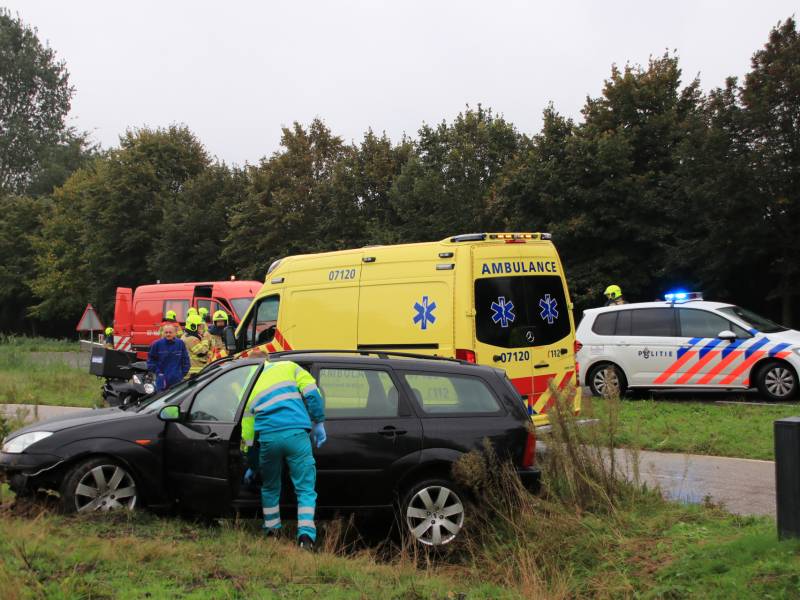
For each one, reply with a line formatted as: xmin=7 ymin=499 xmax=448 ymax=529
xmin=664 ymin=291 xmax=703 ymax=303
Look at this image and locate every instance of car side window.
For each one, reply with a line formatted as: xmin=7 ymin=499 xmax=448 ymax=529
xmin=189 ymin=365 xmax=260 ymax=422
xmin=679 ymin=309 xmax=733 ymax=338
xmin=629 ymin=308 xmax=676 ymax=336
xmin=592 ymin=312 xmax=616 ymax=335
xmin=317 ymin=368 xmax=399 ymax=418
xmin=402 ymin=373 xmax=501 ymax=415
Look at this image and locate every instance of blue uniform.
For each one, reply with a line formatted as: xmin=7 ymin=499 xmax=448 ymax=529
xmin=146 ymin=337 xmax=190 ymax=388
xmin=242 ymin=361 xmax=325 ymax=541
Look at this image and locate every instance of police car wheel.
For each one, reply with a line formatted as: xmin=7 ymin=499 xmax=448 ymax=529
xmin=588 ymin=363 xmax=627 ymax=398
xmin=756 ymin=361 xmax=798 ymax=402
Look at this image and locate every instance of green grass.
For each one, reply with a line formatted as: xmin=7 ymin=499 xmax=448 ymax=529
xmin=0 ymin=344 xmax=99 ymax=408
xmin=0 ymin=335 xmax=80 ymax=352
xmin=590 ymin=396 xmax=796 ymax=460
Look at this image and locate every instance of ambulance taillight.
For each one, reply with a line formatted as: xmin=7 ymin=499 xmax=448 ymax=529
xmin=456 ymin=349 xmax=476 ymax=363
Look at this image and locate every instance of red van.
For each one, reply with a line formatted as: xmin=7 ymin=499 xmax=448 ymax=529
xmin=112 ymin=280 xmax=262 ymax=358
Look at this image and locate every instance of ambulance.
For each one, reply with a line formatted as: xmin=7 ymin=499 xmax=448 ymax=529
xmin=229 ymin=233 xmax=580 ymax=425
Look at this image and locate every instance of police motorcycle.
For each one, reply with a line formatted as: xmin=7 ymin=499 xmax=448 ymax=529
xmin=89 ymin=345 xmax=156 ymax=408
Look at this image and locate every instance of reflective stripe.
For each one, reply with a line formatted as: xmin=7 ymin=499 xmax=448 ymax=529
xmin=301 ymin=383 xmax=318 ymax=395
xmin=262 ymin=506 xmax=280 ymax=515
xmin=253 ymin=391 xmax=302 ymax=412
xmin=297 ymin=519 xmax=316 ymax=529
xmin=297 ymin=507 xmax=314 ymax=516
xmin=251 ymin=383 xmax=301 ymax=411
xmin=264 ymin=518 xmax=281 ymax=527
xmin=257 ymin=380 xmax=299 ymax=400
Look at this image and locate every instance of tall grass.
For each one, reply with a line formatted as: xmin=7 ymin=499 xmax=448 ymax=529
xmin=0 ymin=335 xmax=79 ymax=352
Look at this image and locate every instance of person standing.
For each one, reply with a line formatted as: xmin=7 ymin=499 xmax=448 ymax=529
xmin=104 ymin=327 xmax=115 ymax=349
xmin=604 ymin=285 xmax=627 ymax=306
xmin=159 ymin=310 xmax=184 ymax=338
xmin=146 ymin=324 xmax=189 ymax=390
xmin=208 ymin=310 xmax=230 ymax=362
xmin=183 ymin=315 xmax=210 ymax=376
xmin=241 ymin=358 xmax=326 ymax=549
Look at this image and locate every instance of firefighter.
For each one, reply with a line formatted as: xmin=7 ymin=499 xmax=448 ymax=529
xmin=241 ymin=358 xmax=326 ymax=549
xmin=104 ymin=327 xmax=115 ymax=349
xmin=198 ymin=306 xmax=210 ymax=324
xmin=183 ymin=314 xmax=210 ymax=376
xmin=604 ymin=284 xmax=627 ymax=306
xmin=208 ymin=310 xmax=229 ymax=362
xmin=147 ymin=323 xmax=189 ymax=390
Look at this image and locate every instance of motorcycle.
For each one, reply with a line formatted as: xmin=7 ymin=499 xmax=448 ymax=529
xmin=101 ymin=361 xmax=157 ymax=408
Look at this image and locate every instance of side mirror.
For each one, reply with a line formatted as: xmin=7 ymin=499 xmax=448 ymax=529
xmin=159 ymin=405 xmax=181 ymax=421
xmin=717 ymin=330 xmax=737 ymax=342
xmin=223 ymin=326 xmax=237 ymax=352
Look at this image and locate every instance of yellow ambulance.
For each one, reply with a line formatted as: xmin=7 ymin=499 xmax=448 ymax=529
xmin=231 ymin=233 xmax=579 ymax=425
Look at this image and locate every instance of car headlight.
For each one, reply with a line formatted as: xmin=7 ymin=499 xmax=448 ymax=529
xmin=1 ymin=431 xmax=53 ymax=454
xmin=143 ymin=383 xmax=156 ymax=395
xmin=132 ymin=374 xmax=143 ymax=384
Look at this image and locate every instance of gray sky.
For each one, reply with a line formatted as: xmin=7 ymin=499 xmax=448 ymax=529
xmin=5 ymin=1 xmax=797 ymax=166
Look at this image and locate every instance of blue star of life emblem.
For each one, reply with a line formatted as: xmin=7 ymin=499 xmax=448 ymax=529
xmin=539 ymin=294 xmax=559 ymax=324
xmin=490 ymin=296 xmax=516 ymax=328
xmin=413 ymin=296 xmax=437 ymax=330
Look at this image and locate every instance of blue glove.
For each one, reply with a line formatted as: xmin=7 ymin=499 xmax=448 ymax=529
xmin=243 ymin=468 xmax=255 ymax=485
xmin=311 ymin=423 xmax=327 ymax=448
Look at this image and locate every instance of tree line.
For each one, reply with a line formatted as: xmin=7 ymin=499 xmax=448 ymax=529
xmin=1 ymin=10 xmax=798 ymax=335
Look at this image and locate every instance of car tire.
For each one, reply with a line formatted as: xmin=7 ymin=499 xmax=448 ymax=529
xmin=401 ymin=478 xmax=466 ymax=547
xmin=60 ymin=457 xmax=139 ymax=514
xmin=587 ymin=363 xmax=628 ymax=398
xmin=756 ymin=361 xmax=798 ymax=402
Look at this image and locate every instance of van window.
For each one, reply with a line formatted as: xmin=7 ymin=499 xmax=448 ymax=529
xmin=592 ymin=312 xmax=617 ymax=335
xmin=163 ymin=299 xmax=189 ymax=321
xmin=475 ymin=275 xmax=570 ymax=348
xmin=243 ymin=295 xmax=280 ymax=346
xmin=317 ymin=368 xmax=399 ymax=418
xmin=196 ymin=299 xmax=222 ymax=319
xmin=231 ymin=297 xmax=254 ymax=320
xmin=403 ymin=373 xmax=501 ymax=415
xmin=629 ymin=308 xmax=676 ymax=336
xmin=678 ymin=309 xmax=732 ymax=338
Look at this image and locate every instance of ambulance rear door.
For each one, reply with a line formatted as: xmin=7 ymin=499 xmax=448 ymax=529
xmin=357 ymin=245 xmax=455 ymax=357
xmin=471 ymin=245 xmax=575 ymax=425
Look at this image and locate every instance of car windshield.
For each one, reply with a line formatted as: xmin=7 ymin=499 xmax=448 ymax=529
xmin=231 ymin=297 xmax=254 ymax=320
xmin=717 ymin=306 xmax=788 ymax=334
xmin=136 ymin=362 xmax=228 ymax=413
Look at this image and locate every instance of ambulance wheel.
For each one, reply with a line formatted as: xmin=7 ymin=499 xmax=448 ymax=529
xmin=588 ymin=363 xmax=627 ymax=398
xmin=756 ymin=360 xmax=798 ymax=402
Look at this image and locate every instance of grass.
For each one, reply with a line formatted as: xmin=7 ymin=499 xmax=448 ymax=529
xmin=590 ymin=395 xmax=796 ymax=460
xmin=0 ymin=343 xmax=100 ymax=408
xmin=0 ymin=335 xmax=80 ymax=352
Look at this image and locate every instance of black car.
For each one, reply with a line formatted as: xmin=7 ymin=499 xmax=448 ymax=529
xmin=1 ymin=351 xmax=539 ymax=546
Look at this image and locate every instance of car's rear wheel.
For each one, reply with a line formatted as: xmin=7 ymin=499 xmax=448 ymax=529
xmin=588 ymin=363 xmax=627 ymax=398
xmin=60 ymin=457 xmax=138 ymax=514
xmin=756 ymin=361 xmax=798 ymax=402
xmin=402 ymin=479 xmax=465 ymax=547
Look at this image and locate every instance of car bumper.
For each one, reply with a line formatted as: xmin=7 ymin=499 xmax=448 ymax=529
xmin=516 ymin=466 xmax=541 ymax=493
xmin=0 ymin=451 xmax=64 ymax=495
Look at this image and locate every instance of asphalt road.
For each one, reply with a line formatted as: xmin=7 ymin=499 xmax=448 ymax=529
xmin=1 ymin=403 xmax=778 ymax=517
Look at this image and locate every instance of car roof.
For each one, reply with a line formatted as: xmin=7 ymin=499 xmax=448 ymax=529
xmin=583 ymin=300 xmax=735 ymax=315
xmin=213 ymin=352 xmax=500 ymax=377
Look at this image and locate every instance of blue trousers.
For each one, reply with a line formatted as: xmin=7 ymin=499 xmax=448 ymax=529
xmin=258 ymin=428 xmax=317 ymax=541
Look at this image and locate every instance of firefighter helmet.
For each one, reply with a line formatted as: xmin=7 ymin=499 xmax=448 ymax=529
xmin=105 ymin=327 xmax=114 ymax=337
xmin=604 ymin=284 xmax=623 ymax=300
xmin=185 ymin=314 xmax=202 ymax=332
xmin=212 ymin=310 xmax=229 ymax=324
xmin=165 ymin=310 xmax=177 ymax=321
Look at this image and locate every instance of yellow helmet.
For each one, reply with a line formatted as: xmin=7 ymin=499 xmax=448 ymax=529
xmin=165 ymin=310 xmax=177 ymax=321
xmin=187 ymin=307 xmax=198 ymax=317
xmin=185 ymin=314 xmax=202 ymax=332
xmin=212 ymin=310 xmax=229 ymax=324
xmin=105 ymin=327 xmax=114 ymax=337
xmin=198 ymin=307 xmax=209 ymax=318
xmin=604 ymin=284 xmax=623 ymax=299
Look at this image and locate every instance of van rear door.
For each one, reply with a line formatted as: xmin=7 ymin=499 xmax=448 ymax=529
xmin=113 ymin=287 xmax=133 ymax=352
xmin=471 ymin=246 xmax=575 ymax=425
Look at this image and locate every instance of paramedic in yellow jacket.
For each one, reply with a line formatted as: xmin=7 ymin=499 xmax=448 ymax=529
xmin=183 ymin=315 xmax=210 ymax=375
xmin=241 ymin=359 xmax=326 ymax=549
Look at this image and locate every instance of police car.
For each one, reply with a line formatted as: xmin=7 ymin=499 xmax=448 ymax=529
xmin=576 ymin=292 xmax=800 ymax=401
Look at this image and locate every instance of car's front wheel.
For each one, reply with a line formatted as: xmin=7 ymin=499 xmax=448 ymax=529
xmin=402 ymin=478 xmax=465 ymax=547
xmin=756 ymin=361 xmax=798 ymax=402
xmin=60 ymin=457 xmax=138 ymax=514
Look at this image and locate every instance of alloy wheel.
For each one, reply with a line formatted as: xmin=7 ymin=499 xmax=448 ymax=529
xmin=74 ymin=464 xmax=137 ymax=512
xmin=406 ymin=485 xmax=464 ymax=546
xmin=593 ymin=367 xmax=619 ymax=397
xmin=765 ymin=366 xmax=795 ymax=398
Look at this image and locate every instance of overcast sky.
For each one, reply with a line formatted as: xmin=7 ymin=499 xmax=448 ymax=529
xmin=5 ymin=1 xmax=797 ymax=166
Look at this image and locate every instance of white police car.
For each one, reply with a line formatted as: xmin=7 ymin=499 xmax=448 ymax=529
xmin=576 ymin=292 xmax=800 ymax=401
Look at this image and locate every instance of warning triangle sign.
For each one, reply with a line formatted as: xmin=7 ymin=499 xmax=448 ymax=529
xmin=76 ymin=303 xmax=104 ymax=332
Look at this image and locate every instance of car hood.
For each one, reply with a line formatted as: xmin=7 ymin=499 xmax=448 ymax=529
xmin=5 ymin=407 xmax=135 ymax=440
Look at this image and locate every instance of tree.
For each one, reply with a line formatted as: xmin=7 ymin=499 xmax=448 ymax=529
xmin=0 ymin=10 xmax=73 ymax=192
xmin=739 ymin=17 xmax=800 ymax=324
